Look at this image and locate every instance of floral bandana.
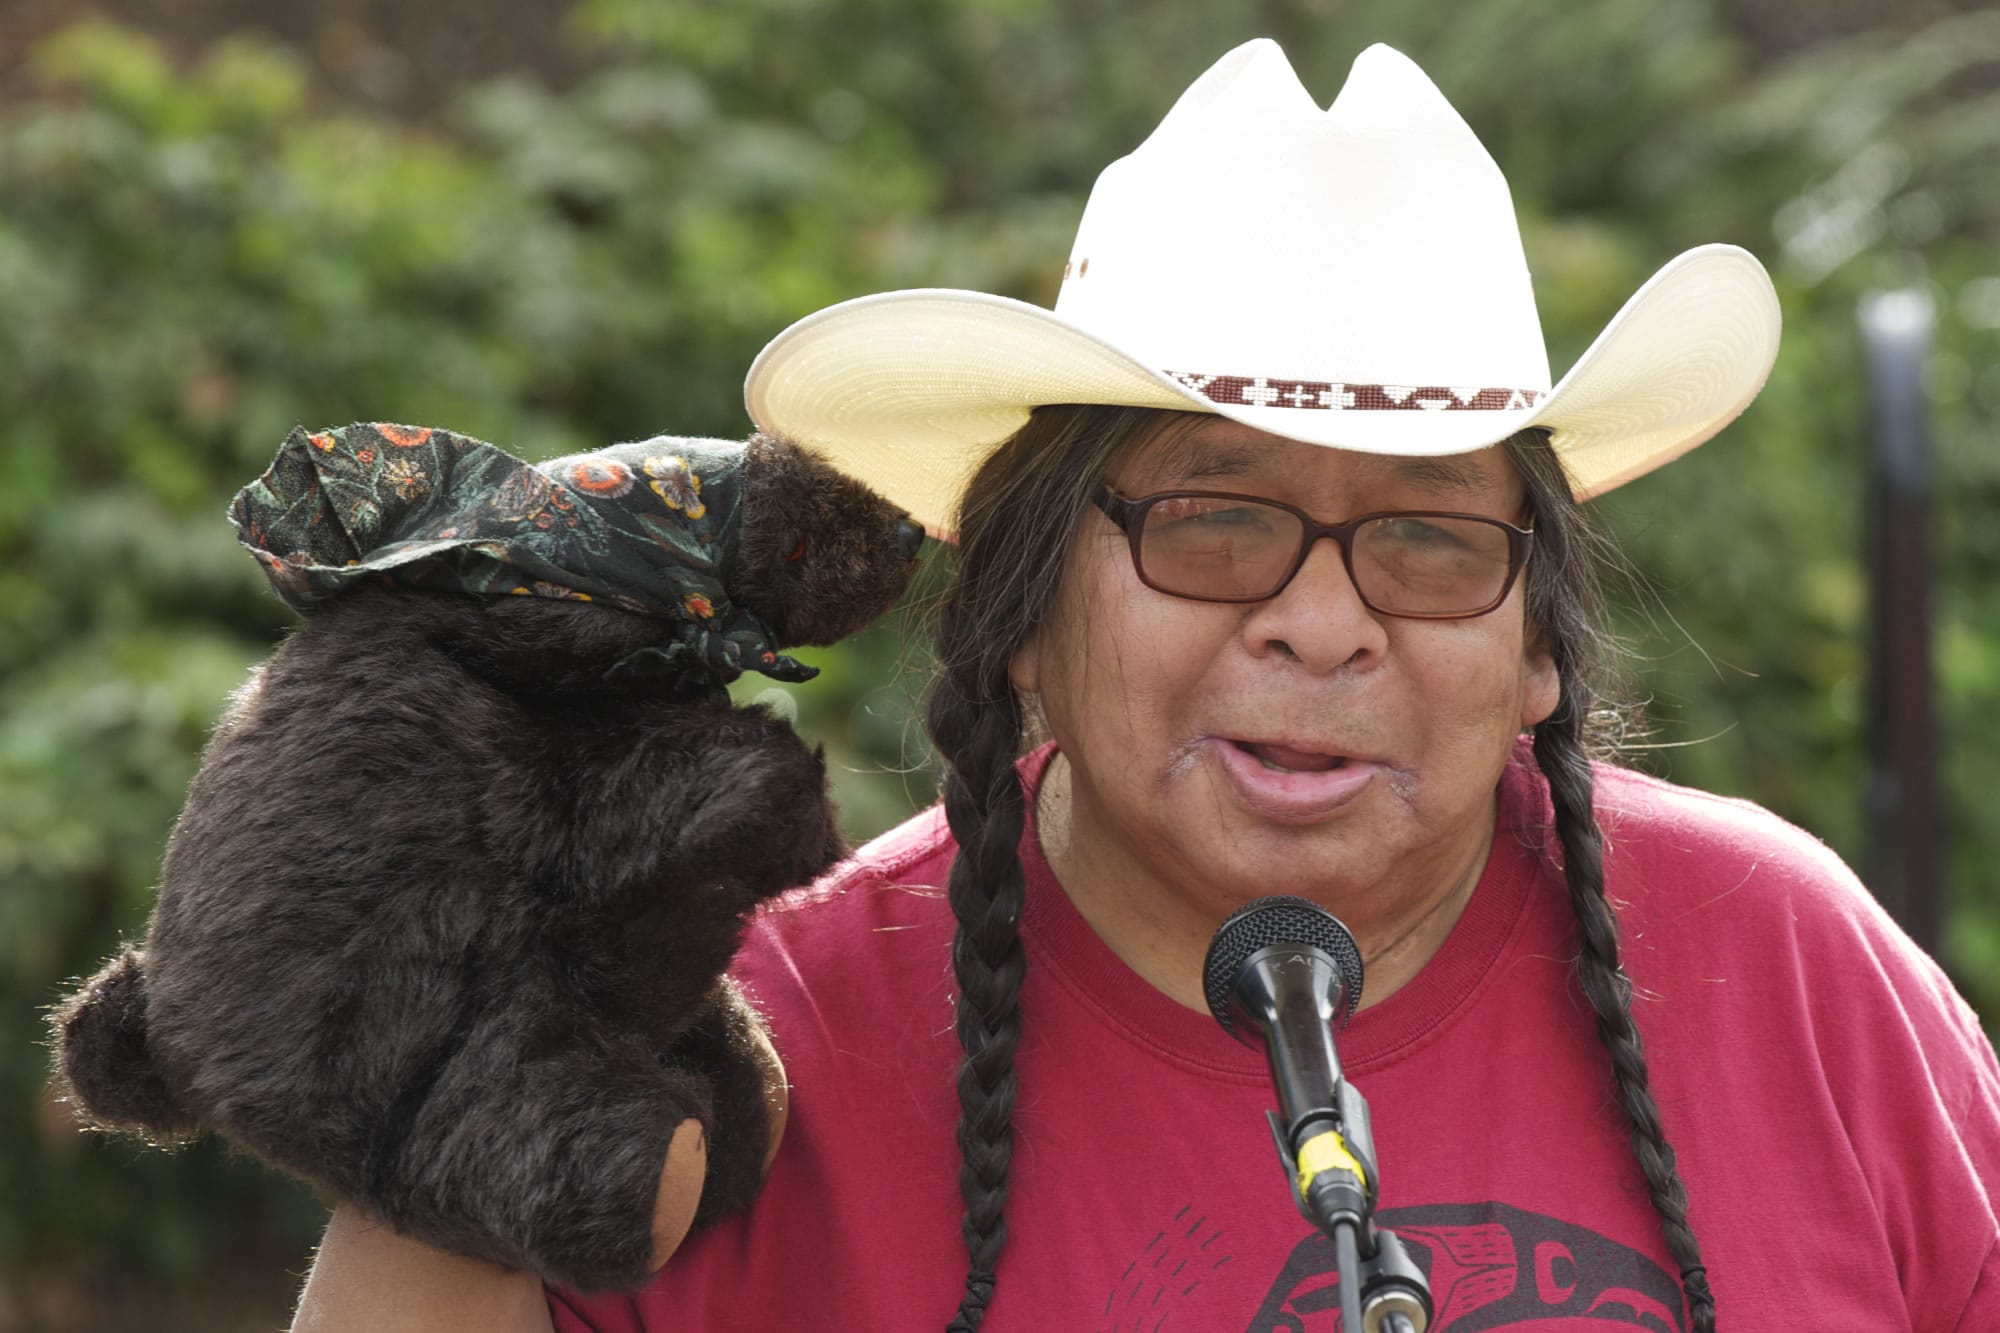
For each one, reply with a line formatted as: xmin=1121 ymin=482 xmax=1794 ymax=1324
xmin=228 ymin=422 xmax=817 ymax=687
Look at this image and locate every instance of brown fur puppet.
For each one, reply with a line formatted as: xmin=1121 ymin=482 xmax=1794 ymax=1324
xmin=50 ymin=422 xmax=923 ymax=1291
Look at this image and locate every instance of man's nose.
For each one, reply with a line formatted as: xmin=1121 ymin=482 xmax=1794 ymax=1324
xmin=1240 ymin=536 xmax=1387 ymax=672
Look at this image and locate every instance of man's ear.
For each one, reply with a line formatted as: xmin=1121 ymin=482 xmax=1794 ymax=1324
xmin=1520 ymin=639 xmax=1561 ymax=731
xmin=1008 ymin=632 xmax=1040 ymax=696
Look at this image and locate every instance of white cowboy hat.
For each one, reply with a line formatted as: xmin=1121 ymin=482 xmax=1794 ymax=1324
xmin=745 ymin=39 xmax=1781 ymax=540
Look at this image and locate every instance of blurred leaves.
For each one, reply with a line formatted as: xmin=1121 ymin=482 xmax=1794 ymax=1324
xmin=3 ymin=0 xmax=1998 ymax=1304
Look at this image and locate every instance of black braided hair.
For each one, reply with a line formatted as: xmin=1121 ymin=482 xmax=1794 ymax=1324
xmin=925 ymin=406 xmax=1161 ymax=1330
xmin=923 ymin=412 xmax=1714 ymax=1330
xmin=1505 ymin=430 xmax=1717 ymax=1331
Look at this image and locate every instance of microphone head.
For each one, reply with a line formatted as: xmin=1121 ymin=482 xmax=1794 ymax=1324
xmin=1202 ymin=895 xmax=1365 ymax=1036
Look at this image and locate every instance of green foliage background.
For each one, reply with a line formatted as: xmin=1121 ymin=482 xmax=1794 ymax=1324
xmin=3 ymin=1 xmax=1996 ymax=1324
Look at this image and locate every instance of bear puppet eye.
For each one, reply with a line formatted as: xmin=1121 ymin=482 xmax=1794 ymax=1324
xmin=785 ymin=533 xmax=807 ymax=562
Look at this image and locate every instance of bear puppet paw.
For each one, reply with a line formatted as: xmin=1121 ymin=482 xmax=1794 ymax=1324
xmin=358 ymin=981 xmax=782 ymax=1293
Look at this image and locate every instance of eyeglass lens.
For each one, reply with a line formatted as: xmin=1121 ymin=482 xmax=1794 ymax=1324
xmin=1135 ymin=495 xmax=1517 ymax=615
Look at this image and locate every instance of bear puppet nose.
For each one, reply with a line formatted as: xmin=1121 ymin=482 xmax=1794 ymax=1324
xmin=895 ymin=519 xmax=926 ymax=560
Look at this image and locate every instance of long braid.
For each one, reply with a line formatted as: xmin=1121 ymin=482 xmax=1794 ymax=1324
xmin=931 ymin=663 xmax=1028 ymax=1329
xmin=1508 ymin=430 xmax=1716 ymax=1331
xmin=1535 ymin=690 xmax=1716 ymax=1330
xmin=923 ymin=405 xmax=1160 ymax=1329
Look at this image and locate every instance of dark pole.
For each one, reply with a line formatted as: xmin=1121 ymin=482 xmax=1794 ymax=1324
xmin=1856 ymin=287 xmax=1942 ymax=955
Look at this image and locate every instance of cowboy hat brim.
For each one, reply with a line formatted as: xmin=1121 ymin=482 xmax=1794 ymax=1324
xmin=745 ymin=243 xmax=1780 ymax=541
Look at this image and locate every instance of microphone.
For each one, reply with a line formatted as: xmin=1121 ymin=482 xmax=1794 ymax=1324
xmin=1203 ymin=896 xmax=1370 ymax=1228
xmin=1203 ymin=895 xmax=1432 ymax=1333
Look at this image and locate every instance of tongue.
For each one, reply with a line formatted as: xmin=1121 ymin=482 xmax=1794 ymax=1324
xmin=1244 ymin=742 xmax=1344 ymax=772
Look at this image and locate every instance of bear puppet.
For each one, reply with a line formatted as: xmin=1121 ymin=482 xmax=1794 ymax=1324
xmin=51 ymin=421 xmax=924 ymax=1291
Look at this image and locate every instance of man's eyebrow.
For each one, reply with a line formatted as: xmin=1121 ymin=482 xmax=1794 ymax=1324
xmin=1146 ymin=432 xmax=1263 ymax=481
xmin=1392 ymin=456 xmax=1502 ymax=497
xmin=1142 ymin=428 xmax=1504 ymax=495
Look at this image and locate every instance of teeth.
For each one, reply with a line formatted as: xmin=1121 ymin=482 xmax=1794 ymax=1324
xmin=1258 ymin=755 xmax=1298 ymax=774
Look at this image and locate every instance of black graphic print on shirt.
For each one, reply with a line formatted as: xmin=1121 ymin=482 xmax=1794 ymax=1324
xmin=1099 ymin=1201 xmax=1684 ymax=1333
xmin=1097 ymin=1206 xmax=1240 ymax=1325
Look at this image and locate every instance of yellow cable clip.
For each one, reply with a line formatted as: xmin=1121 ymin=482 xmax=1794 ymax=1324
xmin=1294 ymin=1128 xmax=1368 ymax=1202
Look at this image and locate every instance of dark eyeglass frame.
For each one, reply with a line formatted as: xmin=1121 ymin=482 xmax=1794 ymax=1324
xmin=1091 ymin=482 xmax=1535 ymax=620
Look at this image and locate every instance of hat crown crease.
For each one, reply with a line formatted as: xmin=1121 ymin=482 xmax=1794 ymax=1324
xmin=1139 ymin=38 xmax=1321 ymax=149
xmin=1058 ymin=42 xmax=1551 ymax=392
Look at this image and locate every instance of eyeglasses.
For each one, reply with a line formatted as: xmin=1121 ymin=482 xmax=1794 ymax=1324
xmin=1091 ymin=483 xmax=1534 ymax=620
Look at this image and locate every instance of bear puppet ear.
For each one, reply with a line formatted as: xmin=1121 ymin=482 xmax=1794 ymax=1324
xmin=229 ymin=423 xmax=595 ymax=614
xmin=229 ymin=424 xmax=438 ymax=611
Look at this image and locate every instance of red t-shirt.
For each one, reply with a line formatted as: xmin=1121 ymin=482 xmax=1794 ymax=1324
xmin=552 ymin=745 xmax=2000 ymax=1330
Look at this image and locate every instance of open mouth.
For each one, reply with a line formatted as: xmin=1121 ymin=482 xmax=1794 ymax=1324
xmin=1233 ymin=740 xmax=1351 ymax=774
xmin=1213 ymin=738 xmax=1379 ymax=822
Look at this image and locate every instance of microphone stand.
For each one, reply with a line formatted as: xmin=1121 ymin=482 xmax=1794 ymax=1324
xmin=1253 ymin=969 xmax=1430 ymax=1333
xmin=1263 ymin=1085 xmax=1430 ymax=1333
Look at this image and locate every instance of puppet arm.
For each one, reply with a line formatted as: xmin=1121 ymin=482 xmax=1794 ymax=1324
xmin=508 ymin=699 xmax=845 ymax=912
xmin=290 ymin=1019 xmax=787 ymax=1324
xmin=292 ymin=1205 xmax=558 ymax=1333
